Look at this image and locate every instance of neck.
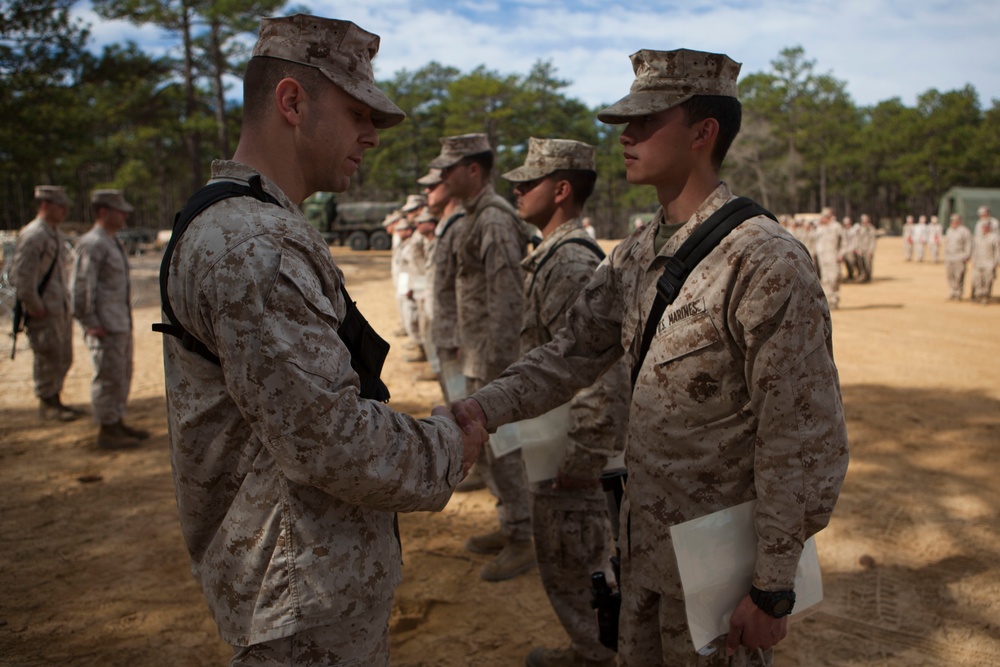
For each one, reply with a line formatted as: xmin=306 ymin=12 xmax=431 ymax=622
xmin=655 ymin=167 xmax=720 ymax=225
xmin=539 ymin=206 xmax=579 ymax=238
xmin=443 ymin=198 xmax=463 ymax=218
xmin=232 ymin=131 xmax=307 ymax=204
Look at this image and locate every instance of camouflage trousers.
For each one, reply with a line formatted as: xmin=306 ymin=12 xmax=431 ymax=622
xmin=971 ymin=266 xmax=995 ymax=300
xmin=25 ymin=314 xmax=73 ymax=399
xmin=818 ymin=259 xmax=841 ymax=308
xmin=468 ymin=377 xmax=531 ymax=542
xmin=229 ymin=599 xmax=391 ymax=667
xmin=85 ymin=331 xmax=133 ymax=425
xmin=531 ymin=485 xmax=616 ymax=663
xmin=946 ymin=260 xmax=967 ymax=298
xmin=619 ymin=550 xmax=772 ymax=667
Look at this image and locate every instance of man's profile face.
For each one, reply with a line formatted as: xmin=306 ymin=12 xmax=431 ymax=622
xmin=618 ymin=106 xmax=697 ymax=187
xmin=513 ymin=176 xmax=556 ymax=227
xmin=300 ymin=80 xmax=380 ymax=194
xmin=425 ymin=180 xmax=450 ymax=216
xmin=40 ymin=201 xmax=68 ymax=225
xmin=441 ymin=161 xmax=474 ymax=200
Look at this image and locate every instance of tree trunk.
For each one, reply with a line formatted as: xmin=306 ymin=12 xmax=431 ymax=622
xmin=181 ymin=4 xmax=202 ymax=195
xmin=210 ymin=19 xmax=229 ymax=160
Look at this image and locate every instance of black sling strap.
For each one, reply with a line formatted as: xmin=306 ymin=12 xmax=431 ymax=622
xmin=153 ymin=176 xmax=391 ymax=402
xmin=630 ymin=197 xmax=777 ymax=387
xmin=528 ymin=236 xmax=606 ymax=295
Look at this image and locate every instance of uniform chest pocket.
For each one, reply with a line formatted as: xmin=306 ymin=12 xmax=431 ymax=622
xmin=648 ymin=310 xmax=721 ymax=366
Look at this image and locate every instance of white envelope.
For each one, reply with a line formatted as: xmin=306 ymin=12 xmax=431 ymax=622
xmin=669 ymin=500 xmax=824 ymax=654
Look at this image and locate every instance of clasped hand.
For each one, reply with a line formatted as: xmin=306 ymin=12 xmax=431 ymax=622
xmin=432 ymin=401 xmax=488 ymax=478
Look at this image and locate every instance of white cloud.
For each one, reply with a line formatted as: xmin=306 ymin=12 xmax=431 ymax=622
xmin=74 ymin=0 xmax=1000 ymax=108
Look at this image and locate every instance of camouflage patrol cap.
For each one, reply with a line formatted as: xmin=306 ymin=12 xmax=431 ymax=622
xmin=382 ymin=210 xmax=404 ymax=228
xmin=401 ymin=194 xmax=427 ymax=213
xmin=34 ymin=185 xmax=72 ymax=207
xmin=91 ymin=189 xmax=134 ymax=213
xmin=415 ymin=208 xmax=437 ymax=225
xmin=428 ymin=133 xmax=492 ymax=169
xmin=502 ymin=137 xmax=596 ymax=182
xmin=252 ymin=14 xmax=405 ymax=129
xmin=417 ymin=168 xmax=443 ymax=187
xmin=597 ymin=48 xmax=741 ymax=124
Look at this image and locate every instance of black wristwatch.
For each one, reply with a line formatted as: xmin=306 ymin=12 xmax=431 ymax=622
xmin=750 ymin=586 xmax=796 ymax=618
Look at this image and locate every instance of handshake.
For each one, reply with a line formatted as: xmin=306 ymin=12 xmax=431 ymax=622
xmin=432 ymin=399 xmax=490 ymax=479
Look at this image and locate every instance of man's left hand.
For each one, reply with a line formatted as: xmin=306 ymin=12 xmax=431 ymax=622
xmin=725 ymin=594 xmax=788 ymax=656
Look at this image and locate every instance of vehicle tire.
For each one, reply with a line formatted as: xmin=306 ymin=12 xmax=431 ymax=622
xmin=347 ymin=231 xmax=370 ymax=251
xmin=369 ymin=230 xmax=391 ymax=251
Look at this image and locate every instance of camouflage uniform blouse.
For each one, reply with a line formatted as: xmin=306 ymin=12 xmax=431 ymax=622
xmin=11 ymin=218 xmax=71 ymax=318
xmin=162 ymin=161 xmax=465 ymax=646
xmin=520 ymin=219 xmax=629 ymax=481
xmin=429 ymin=210 xmax=466 ymax=349
xmin=474 ymin=183 xmax=849 ymax=596
xmin=71 ymin=226 xmax=132 ymax=333
xmin=455 ymin=184 xmax=533 ymax=381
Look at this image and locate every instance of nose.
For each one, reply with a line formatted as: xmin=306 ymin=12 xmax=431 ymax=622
xmin=619 ymin=126 xmax=635 ymax=146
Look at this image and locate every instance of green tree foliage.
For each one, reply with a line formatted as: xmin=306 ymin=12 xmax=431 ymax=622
xmin=0 ymin=0 xmax=90 ymax=226
xmin=3 ymin=6 xmax=999 ymax=236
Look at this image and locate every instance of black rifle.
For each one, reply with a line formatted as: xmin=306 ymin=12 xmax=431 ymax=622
xmin=591 ymin=468 xmax=627 ymax=651
xmin=10 ymin=251 xmax=58 ymax=360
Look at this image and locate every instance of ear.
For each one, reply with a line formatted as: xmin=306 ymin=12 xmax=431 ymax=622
xmin=691 ymin=117 xmax=720 ymax=153
xmin=274 ymin=77 xmax=307 ymax=128
xmin=552 ymin=179 xmax=572 ymax=206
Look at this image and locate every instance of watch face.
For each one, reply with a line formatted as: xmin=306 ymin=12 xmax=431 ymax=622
xmin=772 ymin=598 xmax=793 ymax=616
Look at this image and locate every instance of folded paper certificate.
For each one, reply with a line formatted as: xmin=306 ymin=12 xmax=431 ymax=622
xmin=669 ymin=500 xmax=824 ymax=654
xmin=493 ymin=403 xmax=625 ymax=480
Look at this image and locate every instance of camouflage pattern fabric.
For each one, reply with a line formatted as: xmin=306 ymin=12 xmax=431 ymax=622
xmin=429 ymin=210 xmax=466 ymax=351
xmin=71 ymin=226 xmax=133 ymax=334
xmin=84 ymin=332 xmax=133 ymax=425
xmin=10 ymin=217 xmax=73 ymax=398
xmin=473 ymin=183 xmax=849 ymax=656
xmin=522 ymin=218 xmax=625 ymax=662
xmin=945 ymin=225 xmax=972 ymax=298
xmin=455 ymin=184 xmax=533 ymax=381
xmin=814 ymin=220 xmax=844 ymax=308
xmin=162 ymin=160 xmax=465 ymax=646
xmin=229 ymin=600 xmax=391 ymax=666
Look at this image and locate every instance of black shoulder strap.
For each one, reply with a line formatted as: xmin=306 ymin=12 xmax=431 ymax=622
xmin=153 ymin=176 xmax=391 ymax=403
xmin=630 ymin=197 xmax=776 ymax=387
xmin=528 ymin=236 xmax=606 ymax=295
xmin=437 ymin=210 xmax=465 ymax=238
xmin=152 ymin=176 xmax=279 ymax=366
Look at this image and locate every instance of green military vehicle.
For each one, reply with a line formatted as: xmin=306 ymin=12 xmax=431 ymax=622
xmin=302 ymin=192 xmax=401 ymax=251
xmin=937 ymin=187 xmax=1000 ymax=232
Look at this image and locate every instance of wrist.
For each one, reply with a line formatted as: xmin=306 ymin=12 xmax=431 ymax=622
xmin=749 ymin=585 xmax=796 ymax=618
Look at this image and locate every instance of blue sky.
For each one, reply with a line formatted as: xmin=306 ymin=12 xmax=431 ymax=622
xmin=76 ymin=0 xmax=1000 ymax=110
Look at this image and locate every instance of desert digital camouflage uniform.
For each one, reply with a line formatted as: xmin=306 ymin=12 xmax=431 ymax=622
xmin=927 ymin=217 xmax=943 ymax=262
xmin=162 ymin=160 xmax=466 ymax=648
xmin=10 ymin=210 xmax=73 ymax=400
xmin=944 ymin=220 xmax=972 ymax=299
xmin=429 ymin=209 xmax=467 ymax=353
xmin=455 ymin=182 xmax=534 ymax=540
xmin=521 ymin=218 xmax=628 ymax=664
xmin=71 ymin=224 xmax=134 ymax=425
xmin=473 ymin=182 xmax=849 ymax=665
xmin=902 ymin=216 xmax=915 ymax=261
xmin=856 ymin=216 xmax=877 ymax=282
xmin=971 ymin=222 xmax=1000 ymax=303
xmin=396 ymin=228 xmax=424 ymax=347
xmin=814 ymin=214 xmax=845 ymax=309
xmin=841 ymin=219 xmax=859 ymax=280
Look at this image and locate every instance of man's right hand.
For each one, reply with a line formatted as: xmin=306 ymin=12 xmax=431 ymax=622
xmin=432 ymin=405 xmax=488 ymax=477
xmin=451 ymin=398 xmax=487 ymax=434
xmin=27 ymin=306 xmax=47 ymax=319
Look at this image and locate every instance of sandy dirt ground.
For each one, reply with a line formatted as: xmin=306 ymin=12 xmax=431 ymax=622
xmin=1 ymin=237 xmax=999 ymax=667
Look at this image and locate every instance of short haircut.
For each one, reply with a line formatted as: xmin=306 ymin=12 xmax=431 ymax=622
xmin=460 ymin=150 xmax=494 ymax=176
xmin=679 ymin=95 xmax=742 ymax=169
xmin=242 ymin=56 xmax=332 ymax=126
xmin=549 ymin=169 xmax=597 ymax=208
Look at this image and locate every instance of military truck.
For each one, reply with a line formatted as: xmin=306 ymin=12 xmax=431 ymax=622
xmin=937 ymin=187 xmax=1000 ymax=233
xmin=302 ymin=192 xmax=401 ymax=250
